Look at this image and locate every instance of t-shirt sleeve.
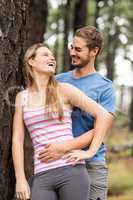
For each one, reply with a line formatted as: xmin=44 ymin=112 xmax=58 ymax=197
xmin=55 ymin=74 xmax=60 ymax=80
xmin=99 ymin=84 xmax=116 ymax=115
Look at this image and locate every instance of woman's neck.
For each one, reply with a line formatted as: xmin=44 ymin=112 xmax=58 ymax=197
xmin=30 ymin=73 xmax=50 ymax=93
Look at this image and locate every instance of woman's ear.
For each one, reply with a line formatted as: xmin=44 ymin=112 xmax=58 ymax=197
xmin=28 ymin=58 xmax=34 ymax=67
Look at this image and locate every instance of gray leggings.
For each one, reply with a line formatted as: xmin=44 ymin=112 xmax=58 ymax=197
xmin=29 ymin=165 xmax=90 ymax=200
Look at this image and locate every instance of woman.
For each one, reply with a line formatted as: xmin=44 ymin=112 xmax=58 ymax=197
xmin=12 ymin=43 xmax=110 ymax=200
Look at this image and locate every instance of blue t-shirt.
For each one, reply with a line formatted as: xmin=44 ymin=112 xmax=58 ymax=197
xmin=55 ymin=71 xmax=116 ymax=164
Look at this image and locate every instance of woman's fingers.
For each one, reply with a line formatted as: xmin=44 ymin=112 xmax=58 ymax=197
xmin=16 ymin=190 xmax=30 ymax=200
xmin=27 ymin=185 xmax=31 ymax=198
xmin=16 ymin=180 xmax=31 ymax=200
xmin=16 ymin=192 xmax=24 ymax=200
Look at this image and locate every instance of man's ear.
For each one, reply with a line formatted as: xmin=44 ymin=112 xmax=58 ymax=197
xmin=92 ymin=47 xmax=99 ymax=57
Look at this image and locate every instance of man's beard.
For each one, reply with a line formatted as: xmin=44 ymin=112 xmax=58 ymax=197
xmin=71 ymin=57 xmax=90 ymax=69
xmin=71 ymin=64 xmax=86 ymax=69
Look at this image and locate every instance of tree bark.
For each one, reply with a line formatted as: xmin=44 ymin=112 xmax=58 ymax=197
xmin=105 ymin=0 xmax=119 ymax=81
xmin=28 ymin=0 xmax=48 ymax=45
xmin=94 ymin=0 xmax=100 ymax=28
xmin=63 ymin=0 xmax=71 ymax=71
xmin=129 ymin=87 xmax=133 ymax=131
xmin=106 ymin=25 xmax=120 ymax=81
xmin=0 ymin=0 xmax=48 ymax=199
xmin=73 ymin=0 xmax=88 ymax=32
xmin=94 ymin=0 xmax=100 ymax=70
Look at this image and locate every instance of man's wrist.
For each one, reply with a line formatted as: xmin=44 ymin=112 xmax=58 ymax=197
xmin=86 ymin=149 xmax=96 ymax=158
xmin=62 ymin=139 xmax=75 ymax=153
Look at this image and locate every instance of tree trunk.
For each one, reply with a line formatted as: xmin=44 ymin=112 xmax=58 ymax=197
xmin=28 ymin=0 xmax=48 ymax=45
xmin=63 ymin=0 xmax=71 ymax=71
xmin=105 ymin=0 xmax=119 ymax=81
xmin=94 ymin=0 xmax=100 ymax=28
xmin=106 ymin=25 xmax=119 ymax=81
xmin=129 ymin=87 xmax=133 ymax=131
xmin=73 ymin=0 xmax=88 ymax=32
xmin=119 ymin=85 xmax=124 ymax=112
xmin=54 ymin=19 xmax=60 ymax=73
xmin=94 ymin=0 xmax=100 ymax=70
xmin=0 ymin=0 xmax=48 ymax=199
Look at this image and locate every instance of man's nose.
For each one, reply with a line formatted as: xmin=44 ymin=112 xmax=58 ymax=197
xmin=70 ymin=48 xmax=76 ymax=56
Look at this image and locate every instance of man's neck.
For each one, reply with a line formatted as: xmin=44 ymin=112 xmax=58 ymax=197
xmin=73 ymin=66 xmax=96 ymax=78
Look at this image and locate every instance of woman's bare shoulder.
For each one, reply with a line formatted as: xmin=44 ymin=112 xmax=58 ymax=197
xmin=15 ymin=89 xmax=28 ymax=107
xmin=59 ymin=82 xmax=77 ymax=92
xmin=15 ymin=89 xmax=26 ymax=99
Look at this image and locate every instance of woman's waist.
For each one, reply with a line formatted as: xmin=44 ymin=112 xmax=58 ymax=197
xmin=33 ymin=144 xmax=85 ymax=174
xmin=32 ymin=133 xmax=73 ymax=149
xmin=33 ymin=155 xmax=85 ymax=174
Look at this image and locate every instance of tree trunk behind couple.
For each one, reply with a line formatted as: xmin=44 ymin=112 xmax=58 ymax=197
xmin=0 ymin=0 xmax=48 ymax=199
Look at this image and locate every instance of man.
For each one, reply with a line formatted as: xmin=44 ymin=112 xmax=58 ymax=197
xmin=39 ymin=26 xmax=116 ymax=200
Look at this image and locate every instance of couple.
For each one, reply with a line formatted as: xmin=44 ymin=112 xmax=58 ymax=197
xmin=12 ymin=26 xmax=115 ymax=200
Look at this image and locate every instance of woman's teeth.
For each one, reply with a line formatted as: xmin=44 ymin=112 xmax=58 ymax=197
xmin=48 ymin=63 xmax=54 ymax=67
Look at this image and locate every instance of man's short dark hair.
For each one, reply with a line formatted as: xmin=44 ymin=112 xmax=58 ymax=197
xmin=75 ymin=26 xmax=103 ymax=56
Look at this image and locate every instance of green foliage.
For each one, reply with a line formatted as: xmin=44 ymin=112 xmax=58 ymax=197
xmin=46 ymin=0 xmax=133 ymax=75
xmin=87 ymin=0 xmax=96 ymax=25
xmin=115 ymin=111 xmax=129 ymax=128
xmin=107 ymin=123 xmax=133 ymax=199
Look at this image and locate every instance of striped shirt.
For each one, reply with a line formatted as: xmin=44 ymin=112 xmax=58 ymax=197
xmin=21 ymin=89 xmax=84 ymax=174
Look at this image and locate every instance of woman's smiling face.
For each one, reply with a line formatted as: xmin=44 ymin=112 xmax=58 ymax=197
xmin=29 ymin=46 xmax=56 ymax=75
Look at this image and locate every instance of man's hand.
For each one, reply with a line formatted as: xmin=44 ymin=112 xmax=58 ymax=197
xmin=38 ymin=142 xmax=67 ymax=163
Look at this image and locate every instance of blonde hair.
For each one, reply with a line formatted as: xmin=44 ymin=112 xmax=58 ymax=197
xmin=23 ymin=43 xmax=63 ymax=120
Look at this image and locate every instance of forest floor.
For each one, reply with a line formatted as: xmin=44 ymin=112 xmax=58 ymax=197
xmin=107 ymin=120 xmax=133 ymax=200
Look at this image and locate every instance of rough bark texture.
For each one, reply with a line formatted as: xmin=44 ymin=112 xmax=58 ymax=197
xmin=0 ymin=0 xmax=48 ymax=199
xmin=28 ymin=0 xmax=48 ymax=45
xmin=129 ymin=87 xmax=133 ymax=131
xmin=105 ymin=0 xmax=118 ymax=81
xmin=73 ymin=0 xmax=87 ymax=32
xmin=63 ymin=0 xmax=71 ymax=71
xmin=106 ymin=25 xmax=120 ymax=81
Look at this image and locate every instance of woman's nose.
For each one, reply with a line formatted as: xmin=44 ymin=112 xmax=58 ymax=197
xmin=49 ymin=55 xmax=55 ymax=61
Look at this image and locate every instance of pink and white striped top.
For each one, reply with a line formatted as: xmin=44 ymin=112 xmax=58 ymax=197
xmin=21 ymin=89 xmax=84 ymax=174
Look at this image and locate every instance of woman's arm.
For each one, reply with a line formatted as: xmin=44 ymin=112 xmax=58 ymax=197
xmin=12 ymin=92 xmax=30 ymax=199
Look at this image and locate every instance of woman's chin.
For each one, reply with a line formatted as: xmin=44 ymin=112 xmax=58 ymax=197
xmin=45 ymin=69 xmax=55 ymax=76
xmin=37 ymin=69 xmax=55 ymax=76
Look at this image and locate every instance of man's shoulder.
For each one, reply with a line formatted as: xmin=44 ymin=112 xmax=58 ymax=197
xmin=55 ymin=71 xmax=72 ymax=81
xmin=102 ymin=76 xmax=112 ymax=84
xmin=96 ymin=73 xmax=112 ymax=84
xmin=94 ymin=74 xmax=114 ymax=91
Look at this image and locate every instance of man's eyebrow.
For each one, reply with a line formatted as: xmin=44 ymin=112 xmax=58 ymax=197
xmin=70 ymin=44 xmax=83 ymax=50
xmin=75 ymin=47 xmax=82 ymax=50
xmin=71 ymin=44 xmax=80 ymax=48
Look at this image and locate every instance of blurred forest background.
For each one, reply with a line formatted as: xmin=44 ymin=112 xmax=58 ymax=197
xmin=0 ymin=0 xmax=133 ymax=200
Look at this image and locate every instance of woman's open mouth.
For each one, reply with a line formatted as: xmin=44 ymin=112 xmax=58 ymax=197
xmin=47 ymin=62 xmax=55 ymax=67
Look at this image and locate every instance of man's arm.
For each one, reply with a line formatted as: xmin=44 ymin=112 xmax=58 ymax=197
xmin=38 ymin=129 xmax=94 ymax=163
xmin=39 ymin=82 xmax=115 ymax=163
xmin=64 ymin=82 xmax=116 ymax=162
